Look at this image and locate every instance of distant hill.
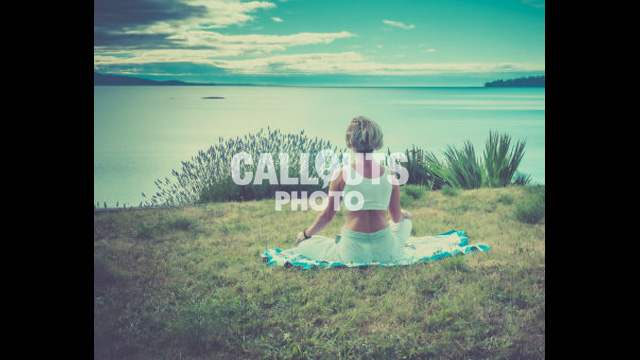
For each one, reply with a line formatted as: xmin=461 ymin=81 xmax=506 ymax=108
xmin=484 ymin=76 xmax=545 ymax=87
xmin=94 ymin=72 xmax=218 ymax=86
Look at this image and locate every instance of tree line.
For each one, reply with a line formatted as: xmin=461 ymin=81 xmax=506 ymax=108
xmin=484 ymin=75 xmax=545 ymax=87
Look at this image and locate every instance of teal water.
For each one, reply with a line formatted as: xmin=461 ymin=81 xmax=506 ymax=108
xmin=94 ymin=86 xmax=545 ymax=207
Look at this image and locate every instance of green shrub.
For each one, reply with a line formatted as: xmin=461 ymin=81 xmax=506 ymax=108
xmin=94 ymin=254 xmax=126 ymax=284
xmin=515 ymin=199 xmax=545 ymax=224
xmin=397 ymin=146 xmax=437 ymax=186
xmin=441 ymin=185 xmax=458 ymax=197
xmin=515 ymin=186 xmax=545 ymax=224
xmin=168 ymin=217 xmax=195 ymax=231
xmin=135 ymin=223 xmax=156 ymax=239
xmin=497 ymin=193 xmax=515 ymax=205
xmin=402 ymin=184 xmax=427 ymax=199
xmin=512 ymin=172 xmax=533 ymax=186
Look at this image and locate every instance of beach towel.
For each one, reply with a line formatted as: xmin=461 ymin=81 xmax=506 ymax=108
xmin=261 ymin=219 xmax=489 ymax=269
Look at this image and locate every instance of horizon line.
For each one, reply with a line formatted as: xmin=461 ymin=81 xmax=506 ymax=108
xmin=94 ymin=71 xmax=545 ymax=89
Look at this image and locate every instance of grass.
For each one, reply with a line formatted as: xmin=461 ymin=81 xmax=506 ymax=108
xmin=94 ymin=185 xmax=545 ymax=359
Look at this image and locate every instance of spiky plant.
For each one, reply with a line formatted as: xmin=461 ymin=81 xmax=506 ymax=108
xmin=483 ymin=131 xmax=527 ymax=187
xmin=404 ymin=146 xmax=433 ymax=186
xmin=424 ymin=132 xmax=529 ymax=190
xmin=424 ymin=141 xmax=485 ymax=189
xmin=443 ymin=141 xmax=485 ymax=189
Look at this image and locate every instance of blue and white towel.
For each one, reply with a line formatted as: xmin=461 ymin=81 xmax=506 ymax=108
xmin=262 ymin=219 xmax=489 ymax=269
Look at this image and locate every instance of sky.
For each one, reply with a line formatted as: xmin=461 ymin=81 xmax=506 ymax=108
xmin=94 ymin=0 xmax=545 ymax=86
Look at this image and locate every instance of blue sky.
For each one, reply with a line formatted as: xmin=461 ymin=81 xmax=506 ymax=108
xmin=94 ymin=0 xmax=545 ymax=86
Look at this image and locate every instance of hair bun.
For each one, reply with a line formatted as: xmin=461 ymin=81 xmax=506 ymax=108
xmin=352 ymin=116 xmax=367 ymax=124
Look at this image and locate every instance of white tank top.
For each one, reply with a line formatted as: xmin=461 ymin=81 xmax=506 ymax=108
xmin=341 ymin=165 xmax=393 ymax=211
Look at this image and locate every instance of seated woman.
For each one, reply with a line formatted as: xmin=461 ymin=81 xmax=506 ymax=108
xmin=263 ymin=116 xmax=488 ymax=269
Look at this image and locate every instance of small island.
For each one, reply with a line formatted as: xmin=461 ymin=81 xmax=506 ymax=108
xmin=484 ymin=75 xmax=545 ymax=88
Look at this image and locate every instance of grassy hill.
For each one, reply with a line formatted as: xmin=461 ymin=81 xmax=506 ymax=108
xmin=94 ymin=185 xmax=545 ymax=359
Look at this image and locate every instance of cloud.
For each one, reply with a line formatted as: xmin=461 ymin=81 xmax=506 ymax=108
xmin=94 ymin=0 xmax=206 ymax=30
xmin=522 ymin=0 xmax=545 ymax=8
xmin=189 ymin=0 xmax=277 ymax=29
xmin=96 ymin=45 xmax=544 ymax=76
xmin=382 ymin=20 xmax=415 ymax=30
xmin=94 ymin=0 xmax=357 ymax=71
xmin=95 ymin=0 xmax=277 ymax=47
xmin=164 ymin=30 xmax=355 ymax=52
xmin=93 ymin=0 xmax=544 ymax=80
xmin=210 ymin=52 xmax=545 ymax=76
xmin=94 ymin=32 xmax=357 ymax=68
xmin=213 ymin=52 xmax=365 ymax=74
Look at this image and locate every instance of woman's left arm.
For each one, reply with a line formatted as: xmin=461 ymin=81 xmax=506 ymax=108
xmin=296 ymin=168 xmax=344 ymax=245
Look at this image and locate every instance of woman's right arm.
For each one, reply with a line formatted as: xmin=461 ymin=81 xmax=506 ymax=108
xmin=296 ymin=167 xmax=344 ymax=245
xmin=388 ymin=170 xmax=411 ymax=223
xmin=389 ymin=183 xmax=403 ymax=223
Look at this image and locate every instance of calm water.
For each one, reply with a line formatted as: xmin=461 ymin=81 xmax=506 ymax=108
xmin=94 ymin=86 xmax=545 ymax=207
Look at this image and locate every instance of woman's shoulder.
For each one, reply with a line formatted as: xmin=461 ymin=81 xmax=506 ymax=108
xmin=333 ymin=166 xmax=347 ymax=183
xmin=341 ymin=162 xmax=389 ymax=178
xmin=383 ymin=165 xmax=401 ymax=185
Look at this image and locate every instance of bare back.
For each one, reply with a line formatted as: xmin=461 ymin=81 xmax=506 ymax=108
xmin=340 ymin=161 xmax=399 ymax=233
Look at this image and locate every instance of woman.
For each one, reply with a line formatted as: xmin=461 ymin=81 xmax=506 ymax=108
xmin=263 ymin=116 xmax=488 ymax=268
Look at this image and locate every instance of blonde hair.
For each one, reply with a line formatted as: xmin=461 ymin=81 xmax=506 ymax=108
xmin=345 ymin=116 xmax=383 ymax=153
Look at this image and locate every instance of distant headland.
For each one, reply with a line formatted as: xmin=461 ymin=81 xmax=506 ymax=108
xmin=484 ymin=76 xmax=545 ymax=88
xmin=93 ymin=72 xmax=254 ymax=86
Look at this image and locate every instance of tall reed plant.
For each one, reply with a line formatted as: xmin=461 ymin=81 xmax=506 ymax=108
xmin=145 ymin=128 xmax=346 ymax=206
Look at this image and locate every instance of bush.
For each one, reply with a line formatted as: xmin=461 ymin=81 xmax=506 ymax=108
xmin=168 ymin=217 xmax=195 ymax=231
xmin=497 ymin=193 xmax=515 ymax=205
xmin=146 ymin=128 xmax=346 ymax=206
xmin=515 ymin=186 xmax=545 ymax=224
xmin=402 ymin=184 xmax=427 ymax=199
xmin=135 ymin=223 xmax=156 ymax=239
xmin=424 ymin=131 xmax=530 ymax=189
xmin=396 ymin=146 xmax=440 ymax=187
xmin=94 ymin=254 xmax=126 ymax=285
xmin=512 ymin=172 xmax=533 ymax=186
xmin=441 ymin=185 xmax=458 ymax=197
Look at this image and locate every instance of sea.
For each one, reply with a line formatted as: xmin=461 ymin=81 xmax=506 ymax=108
xmin=94 ymin=86 xmax=545 ymax=207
